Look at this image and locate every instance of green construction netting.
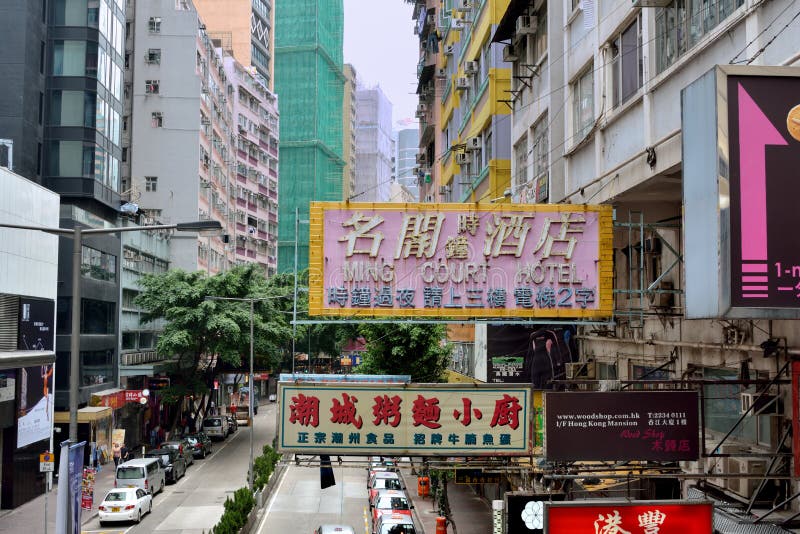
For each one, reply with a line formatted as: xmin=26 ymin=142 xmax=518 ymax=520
xmin=275 ymin=0 xmax=345 ymax=273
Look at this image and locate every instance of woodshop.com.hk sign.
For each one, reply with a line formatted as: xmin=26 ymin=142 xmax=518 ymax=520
xmin=308 ymin=202 xmax=613 ymax=319
xmin=277 ymin=383 xmax=531 ymax=456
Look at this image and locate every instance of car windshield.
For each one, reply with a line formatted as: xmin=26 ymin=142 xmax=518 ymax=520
xmin=375 ymin=479 xmax=401 ymax=490
xmin=377 ymin=497 xmax=409 ymax=510
xmin=116 ymin=466 xmax=144 ymax=479
xmin=104 ymin=491 xmax=131 ymax=502
xmin=382 ymin=526 xmax=415 ymax=534
xmin=204 ymin=419 xmax=221 ymax=427
xmin=186 ymin=437 xmax=198 ymax=444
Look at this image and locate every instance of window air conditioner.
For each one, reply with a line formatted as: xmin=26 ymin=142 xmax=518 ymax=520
xmin=445 ymin=45 xmax=454 ymax=56
xmin=439 ymin=185 xmax=450 ymax=195
xmin=426 ymin=13 xmax=436 ymax=25
xmin=451 ymin=18 xmax=466 ymax=30
xmin=464 ymin=61 xmax=479 ymax=75
xmin=456 ymin=0 xmax=472 ymax=12
xmin=725 ymin=458 xmax=767 ymax=498
xmin=502 ymin=44 xmax=518 ymax=63
xmin=416 ymin=103 xmax=427 ymax=114
xmin=416 ymin=153 xmax=427 ymax=165
xmin=516 ymin=15 xmax=536 ymax=35
xmin=465 ymin=137 xmax=481 ymax=151
xmin=566 ymin=361 xmax=596 ymax=380
xmin=123 ymin=249 xmax=137 ymax=260
xmin=455 ymin=77 xmax=469 ymax=90
xmin=436 ymin=68 xmax=447 ymax=78
xmin=455 ymin=152 xmax=469 ymax=165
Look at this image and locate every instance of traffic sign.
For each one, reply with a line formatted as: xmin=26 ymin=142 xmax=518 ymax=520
xmin=39 ymin=452 xmax=54 ymax=473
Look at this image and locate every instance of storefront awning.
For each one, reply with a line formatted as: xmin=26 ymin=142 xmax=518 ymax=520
xmin=492 ymin=0 xmax=532 ymax=43
xmin=90 ymin=388 xmax=126 ymax=409
xmin=54 ymin=406 xmax=112 ymax=423
xmin=0 ymin=350 xmax=55 ymax=370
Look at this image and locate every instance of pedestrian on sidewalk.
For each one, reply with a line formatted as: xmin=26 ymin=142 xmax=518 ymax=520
xmin=112 ymin=441 xmax=121 ymax=466
xmin=120 ymin=444 xmax=130 ymax=463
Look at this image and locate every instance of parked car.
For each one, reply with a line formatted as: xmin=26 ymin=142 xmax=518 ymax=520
xmin=373 ymin=513 xmax=417 ymax=534
xmin=160 ymin=438 xmax=194 ymax=467
xmin=185 ymin=433 xmax=213 ymax=458
xmin=226 ymin=415 xmax=238 ymax=434
xmin=371 ymin=491 xmax=413 ymax=531
xmin=98 ymin=487 xmax=152 ymax=525
xmin=144 ymin=448 xmax=186 ymax=483
xmin=202 ymin=415 xmax=229 ymax=440
xmin=114 ymin=458 xmax=165 ymax=495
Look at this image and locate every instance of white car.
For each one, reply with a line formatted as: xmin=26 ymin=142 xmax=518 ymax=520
xmin=98 ymin=487 xmax=152 ymax=525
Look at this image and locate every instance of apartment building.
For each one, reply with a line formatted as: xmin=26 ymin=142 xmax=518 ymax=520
xmin=343 ymin=64 xmax=358 ymax=200
xmin=413 ymin=0 xmax=513 ymax=204
xmin=193 ymin=0 xmax=275 ymax=88
xmin=227 ymin=57 xmax=280 ymax=275
xmin=354 ymin=86 xmax=394 ymax=202
xmin=125 ymin=1 xmax=234 ymax=274
xmin=490 ymin=0 xmax=800 ymax=524
xmin=394 ymin=127 xmax=420 ymax=200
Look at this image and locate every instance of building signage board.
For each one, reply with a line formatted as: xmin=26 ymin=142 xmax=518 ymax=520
xmin=504 ymin=492 xmax=566 ymax=533
xmin=278 ymin=373 xmax=410 ymax=384
xmin=683 ymin=66 xmax=800 ymax=318
xmin=454 ymin=468 xmax=501 ymax=485
xmin=544 ymin=391 xmax=699 ymax=462
xmin=546 ymin=501 xmax=713 ymax=533
xmin=277 ymin=383 xmax=531 ymax=456
xmin=308 ymin=202 xmax=613 ymax=318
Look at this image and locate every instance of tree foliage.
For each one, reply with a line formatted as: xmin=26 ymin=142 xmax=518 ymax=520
xmin=355 ymin=323 xmax=450 ymax=382
xmin=134 ymin=264 xmax=292 ymax=425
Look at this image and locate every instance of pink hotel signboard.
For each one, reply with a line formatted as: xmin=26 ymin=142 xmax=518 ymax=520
xmin=308 ymin=202 xmax=613 ymax=318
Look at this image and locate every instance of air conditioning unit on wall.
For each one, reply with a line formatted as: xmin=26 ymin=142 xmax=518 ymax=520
xmin=740 ymin=392 xmax=779 ymax=415
xmin=455 ymin=152 xmax=469 ymax=165
xmin=566 ymin=361 xmax=596 ymax=380
xmin=725 ymin=458 xmax=767 ymax=498
xmin=455 ymin=77 xmax=469 ymax=90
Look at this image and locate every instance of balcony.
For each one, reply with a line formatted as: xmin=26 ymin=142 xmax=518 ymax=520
xmin=237 ymin=149 xmax=247 ymax=159
xmin=268 ymin=146 xmax=278 ymax=157
xmin=269 ymin=189 xmax=278 ymax=200
xmin=269 ymin=168 xmax=277 ymax=178
xmin=248 ymin=156 xmax=258 ymax=165
xmin=258 ymin=184 xmax=269 ymax=195
xmin=237 ymin=198 xmax=247 ymax=207
xmin=236 ymin=222 xmax=246 ymax=232
xmin=257 ymin=230 xmax=267 ymax=240
xmin=237 ymin=174 xmax=247 ymax=183
xmin=246 ymin=249 xmax=256 ymax=258
xmin=120 ymin=351 xmax=165 ymax=366
xmin=259 ymin=139 xmax=269 ymax=149
xmin=236 ymin=246 xmax=246 ymax=256
xmin=247 ymin=201 xmax=257 ymax=212
xmin=268 ymin=212 xmax=277 ymax=223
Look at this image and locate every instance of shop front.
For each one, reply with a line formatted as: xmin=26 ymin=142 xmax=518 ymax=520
xmin=54 ymin=406 xmax=112 ymax=468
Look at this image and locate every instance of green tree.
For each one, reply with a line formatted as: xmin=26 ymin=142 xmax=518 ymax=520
xmin=355 ymin=323 xmax=450 ymax=382
xmin=135 ymin=264 xmax=291 ymax=430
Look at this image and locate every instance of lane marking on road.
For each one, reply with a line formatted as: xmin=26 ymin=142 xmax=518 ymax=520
xmin=255 ymin=457 xmax=291 ymax=533
xmin=364 ymin=505 xmax=370 ymax=534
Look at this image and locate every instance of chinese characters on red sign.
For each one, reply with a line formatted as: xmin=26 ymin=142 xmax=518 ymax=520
xmin=546 ymin=502 xmax=712 ymax=534
xmin=310 ymin=204 xmax=613 ymax=318
xmin=278 ymin=384 xmax=531 ymax=456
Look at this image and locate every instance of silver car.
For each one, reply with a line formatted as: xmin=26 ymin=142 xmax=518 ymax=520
xmin=314 ymin=526 xmax=356 ymax=534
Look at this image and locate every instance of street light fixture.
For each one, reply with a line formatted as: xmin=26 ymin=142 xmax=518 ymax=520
xmin=0 ymin=219 xmax=222 ymax=442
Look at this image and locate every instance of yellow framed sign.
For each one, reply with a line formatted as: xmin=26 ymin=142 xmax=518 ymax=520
xmin=308 ymin=202 xmax=613 ymax=319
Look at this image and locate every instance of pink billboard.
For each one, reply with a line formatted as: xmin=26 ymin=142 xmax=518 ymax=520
xmin=309 ymin=202 xmax=613 ymax=318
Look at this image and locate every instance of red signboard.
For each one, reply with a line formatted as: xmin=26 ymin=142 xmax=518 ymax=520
xmin=124 ymin=390 xmax=143 ymax=402
xmin=546 ymin=501 xmax=713 ymax=533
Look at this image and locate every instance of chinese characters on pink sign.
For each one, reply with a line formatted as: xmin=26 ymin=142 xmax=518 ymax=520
xmin=310 ymin=203 xmax=613 ymax=318
xmin=278 ymin=384 xmax=531 ymax=456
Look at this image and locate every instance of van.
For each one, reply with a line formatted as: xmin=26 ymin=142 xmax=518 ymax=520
xmin=202 ymin=416 xmax=229 ymax=440
xmin=115 ymin=458 xmax=165 ymax=495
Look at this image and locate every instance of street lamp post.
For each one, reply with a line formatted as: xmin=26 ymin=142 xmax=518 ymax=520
xmin=204 ymin=294 xmax=277 ymax=491
xmin=291 ymin=208 xmax=309 ymax=374
xmin=0 ymin=219 xmax=222 ymax=441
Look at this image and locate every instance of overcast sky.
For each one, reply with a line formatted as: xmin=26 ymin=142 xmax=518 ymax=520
xmin=343 ymin=0 xmax=419 ymax=127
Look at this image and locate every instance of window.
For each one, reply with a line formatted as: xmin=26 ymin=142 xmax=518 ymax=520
xmin=656 ymin=0 xmax=745 ymax=73
xmin=121 ymin=147 xmax=127 ymax=162
xmin=611 ymin=17 xmax=642 ymax=107
xmin=148 ymin=17 xmax=161 ymax=33
xmin=80 ymin=299 xmax=116 ymax=334
xmin=532 ymin=7 xmax=547 ymax=63
xmin=151 ymin=112 xmax=163 ymax=128
xmin=571 ymin=0 xmax=581 ymax=11
xmin=81 ymin=349 xmax=113 ymax=386
xmin=572 ymin=67 xmax=594 ymax=142
xmin=145 ymin=176 xmax=158 ymax=192
xmin=38 ymin=92 xmax=44 ymax=125
xmin=40 ymin=41 xmax=45 ymax=74
xmin=146 ymin=49 xmax=161 ymax=64
xmin=81 ymin=246 xmax=117 ymax=282
xmin=531 ymin=113 xmax=549 ymax=202
xmin=145 ymin=80 xmax=160 ymax=94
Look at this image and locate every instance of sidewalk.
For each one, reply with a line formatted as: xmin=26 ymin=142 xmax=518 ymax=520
xmin=401 ymin=468 xmax=493 ymax=534
xmin=0 ymin=458 xmax=117 ymax=533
